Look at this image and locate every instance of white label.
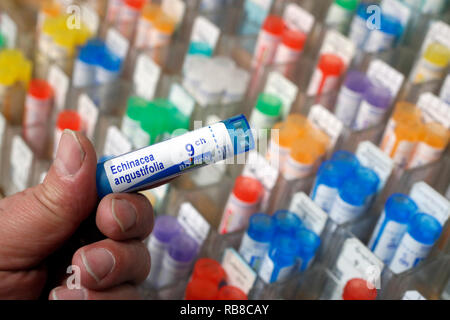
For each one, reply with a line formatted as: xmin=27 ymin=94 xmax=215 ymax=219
xmin=177 ymin=202 xmax=210 ymax=246
xmin=392 ymin=140 xmax=416 ymax=168
xmin=258 ymin=252 xmax=294 ymax=283
xmin=103 ymin=126 xmax=132 ymax=157
xmin=367 ymin=59 xmax=404 ymax=100
xmin=263 ymin=72 xmax=298 ymax=118
xmin=157 ymin=253 xmax=193 ymax=288
xmin=134 ymin=54 xmax=161 ymax=101
xmin=282 ymin=156 xmax=315 ymax=181
xmin=334 ymin=86 xmax=363 ymax=127
xmin=242 ymin=150 xmax=279 ymax=211
xmin=282 ymin=3 xmax=315 ymax=34
xmin=440 ymin=74 xmax=450 ymax=104
xmin=252 ymin=29 xmax=281 ymax=66
xmin=78 ymin=94 xmax=99 ymax=140
xmin=369 ymin=210 xmax=407 ymax=265
xmin=1 ymin=13 xmax=17 ymax=48
xmin=308 ymin=105 xmax=343 ymax=150
xmin=307 ymin=68 xmax=340 ymax=96
xmin=146 ymin=234 xmax=167 ymax=283
xmin=168 ymin=84 xmax=195 ymax=118
xmin=312 ymin=184 xmax=338 ymax=213
xmin=364 ymin=29 xmax=397 ymax=53
xmin=250 ymin=108 xmax=279 ymax=130
xmin=219 ymin=193 xmax=261 ymax=234
xmin=289 ymin=192 xmax=328 ymax=235
xmin=162 ymin=0 xmax=186 ymax=25
xmin=416 ymin=92 xmax=450 ymax=129
xmin=329 ymin=195 xmax=366 ymax=225
xmin=353 ymin=100 xmax=388 ymax=131
xmin=48 ymin=65 xmax=69 ymax=111
xmin=222 ymin=248 xmax=257 ymax=294
xmin=133 ymin=127 xmax=151 ymax=149
xmin=349 ymin=16 xmax=369 ymax=49
xmin=190 ymin=16 xmax=220 ymax=53
xmin=325 ymin=2 xmax=353 ymax=33
xmin=332 ymin=238 xmax=384 ymax=299
xmin=402 ymin=290 xmax=427 ymax=300
xmin=103 ymin=122 xmax=233 ymax=193
xmin=81 ymin=4 xmax=100 ymax=35
xmin=356 ymin=141 xmax=394 ymax=190
xmin=11 ymin=136 xmax=33 ymax=191
xmin=409 ymin=182 xmax=450 ymax=226
xmin=381 ymin=0 xmax=411 ymax=28
xmin=239 ymin=233 xmax=270 ymax=271
xmin=106 ymin=28 xmax=129 ymax=59
xmin=389 ymin=233 xmax=433 ymax=274
xmin=319 ymin=29 xmax=355 ymax=67
xmin=408 ymin=142 xmax=445 ymax=169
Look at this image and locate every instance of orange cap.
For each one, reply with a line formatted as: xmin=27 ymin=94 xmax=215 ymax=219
xmin=28 ymin=79 xmax=53 ymax=100
xmin=262 ymin=15 xmax=284 ymax=35
xmin=56 ymin=110 xmax=81 ymax=131
xmin=419 ymin=122 xmax=449 ymax=149
xmin=281 ymin=29 xmax=306 ymax=51
xmin=232 ymin=176 xmax=264 ymax=204
xmin=272 ymin=121 xmax=304 ymax=148
xmin=217 ymin=286 xmax=248 ymax=300
xmin=342 ymin=278 xmax=377 ymax=300
xmin=185 ymin=279 xmax=218 ymax=300
xmin=318 ymin=53 xmax=345 ymax=76
xmin=192 ymin=258 xmax=227 ymax=286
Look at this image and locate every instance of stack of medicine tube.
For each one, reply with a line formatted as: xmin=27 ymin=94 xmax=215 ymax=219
xmin=0 ymin=0 xmax=449 ymax=301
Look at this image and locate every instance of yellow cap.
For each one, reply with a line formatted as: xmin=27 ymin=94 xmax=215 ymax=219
xmin=423 ymin=42 xmax=450 ymax=67
xmin=0 ymin=49 xmax=32 ymax=86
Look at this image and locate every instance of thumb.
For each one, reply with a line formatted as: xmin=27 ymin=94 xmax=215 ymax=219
xmin=0 ymin=130 xmax=98 ymax=270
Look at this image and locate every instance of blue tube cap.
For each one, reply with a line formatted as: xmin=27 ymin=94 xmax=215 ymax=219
xmin=272 ymin=210 xmax=302 ymax=236
xmin=247 ymin=213 xmax=275 ymax=243
xmin=385 ymin=193 xmax=418 ymax=223
xmin=351 ymin=166 xmax=380 ymax=196
xmin=407 ymin=213 xmax=442 ymax=245
xmin=296 ymin=228 xmax=321 ymax=256
xmin=222 ymin=114 xmax=255 ymax=155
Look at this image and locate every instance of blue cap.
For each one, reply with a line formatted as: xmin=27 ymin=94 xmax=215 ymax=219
xmin=296 ymin=228 xmax=321 ymax=271
xmin=331 ymin=150 xmax=360 ymax=173
xmin=384 ymin=193 xmax=418 ymax=224
xmin=99 ymin=47 xmax=122 ymax=72
xmin=380 ymin=13 xmax=402 ymax=36
xmin=221 ymin=114 xmax=255 ymax=155
xmin=272 ymin=210 xmax=302 ymax=236
xmin=351 ymin=166 xmax=380 ymax=196
xmin=339 ymin=177 xmax=370 ymax=207
xmin=315 ymin=160 xmax=353 ymax=190
xmin=268 ymin=234 xmax=300 ymax=266
xmin=78 ymin=39 xmax=103 ymax=65
xmin=407 ymin=213 xmax=442 ymax=245
xmin=356 ymin=2 xmax=372 ymax=19
xmin=152 ymin=215 xmax=183 ymax=243
xmin=168 ymin=232 xmax=198 ymax=262
xmin=247 ymin=213 xmax=275 ymax=243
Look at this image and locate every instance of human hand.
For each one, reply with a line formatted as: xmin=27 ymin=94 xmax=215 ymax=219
xmin=0 ymin=130 xmax=153 ymax=300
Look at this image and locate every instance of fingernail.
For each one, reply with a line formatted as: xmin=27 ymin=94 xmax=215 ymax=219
xmin=52 ymin=287 xmax=87 ymax=300
xmin=54 ymin=129 xmax=85 ymax=177
xmin=81 ymin=248 xmax=115 ymax=283
xmin=112 ymin=198 xmax=137 ymax=232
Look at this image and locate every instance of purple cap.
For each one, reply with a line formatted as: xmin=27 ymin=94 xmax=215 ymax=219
xmin=363 ymin=82 xmax=392 ymax=109
xmin=168 ymin=233 xmax=198 ymax=262
xmin=343 ymin=70 xmax=370 ymax=93
xmin=152 ymin=215 xmax=183 ymax=243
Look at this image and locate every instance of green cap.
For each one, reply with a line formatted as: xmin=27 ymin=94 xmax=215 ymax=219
xmin=335 ymin=0 xmax=359 ymax=11
xmin=0 ymin=33 xmax=6 ymax=50
xmin=140 ymin=102 xmax=169 ymax=144
xmin=153 ymin=98 xmax=190 ymax=133
xmin=255 ymin=93 xmax=283 ymax=117
xmin=126 ymin=96 xmax=149 ymax=121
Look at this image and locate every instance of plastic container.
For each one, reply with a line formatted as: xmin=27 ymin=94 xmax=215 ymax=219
xmin=191 ymin=258 xmax=226 ymax=286
xmin=325 ymin=0 xmax=359 ymax=34
xmin=368 ymin=193 xmax=418 ymax=265
xmin=252 ymin=15 xmax=285 ymax=67
xmin=296 ymin=228 xmax=321 ymax=272
xmin=219 ymin=176 xmax=264 ymax=234
xmin=134 ymin=3 xmax=161 ymax=49
xmin=342 ymin=278 xmax=377 ymax=300
xmin=307 ymin=53 xmax=345 ymax=97
xmin=334 ymin=71 xmax=371 ymax=127
xmin=239 ymin=213 xmax=275 ymax=272
xmin=364 ymin=13 xmax=402 ymax=53
xmin=348 ymin=3 xmax=372 ymax=48
xmin=274 ymin=29 xmax=306 ymax=74
xmin=185 ymin=278 xmax=219 ymax=300
xmin=249 ymin=93 xmax=283 ymax=131
xmin=410 ymin=42 xmax=450 ymax=84
xmin=121 ymin=96 xmax=149 ymax=145
xmin=389 ymin=213 xmax=443 ymax=274
xmin=272 ymin=210 xmax=302 ymax=237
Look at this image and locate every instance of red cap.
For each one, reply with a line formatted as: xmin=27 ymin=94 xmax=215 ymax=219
xmin=185 ymin=279 xmax=219 ymax=300
xmin=56 ymin=110 xmax=82 ymax=131
xmin=124 ymin=0 xmax=145 ymax=9
xmin=282 ymin=29 xmax=306 ymax=51
xmin=318 ymin=53 xmax=345 ymax=76
xmin=28 ymin=79 xmax=53 ymax=100
xmin=232 ymin=176 xmax=263 ymax=204
xmin=217 ymin=286 xmax=248 ymax=300
xmin=192 ymin=258 xmax=226 ymax=286
xmin=342 ymin=278 xmax=377 ymax=300
xmin=262 ymin=15 xmax=285 ymax=36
